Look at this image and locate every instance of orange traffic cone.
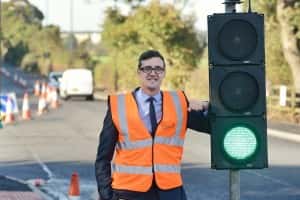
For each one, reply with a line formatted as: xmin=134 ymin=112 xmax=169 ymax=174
xmin=22 ymin=92 xmax=31 ymax=120
xmin=37 ymin=84 xmax=48 ymax=115
xmin=50 ymin=87 xmax=59 ymax=109
xmin=34 ymin=80 xmax=40 ymax=96
xmin=68 ymin=172 xmax=80 ymax=199
xmin=46 ymin=85 xmax=52 ymax=103
xmin=41 ymin=82 xmax=47 ymax=99
xmin=4 ymin=98 xmax=15 ymax=124
xmin=37 ymin=94 xmax=47 ymax=115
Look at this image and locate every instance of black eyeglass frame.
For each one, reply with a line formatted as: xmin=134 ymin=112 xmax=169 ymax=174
xmin=138 ymin=65 xmax=165 ymax=74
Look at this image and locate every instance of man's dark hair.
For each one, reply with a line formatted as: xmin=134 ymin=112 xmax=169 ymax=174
xmin=138 ymin=50 xmax=165 ymax=68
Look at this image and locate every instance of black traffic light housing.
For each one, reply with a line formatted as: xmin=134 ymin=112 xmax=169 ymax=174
xmin=208 ymin=12 xmax=268 ymax=169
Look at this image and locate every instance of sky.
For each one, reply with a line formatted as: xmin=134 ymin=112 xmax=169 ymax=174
xmin=23 ymin=0 xmax=241 ymax=32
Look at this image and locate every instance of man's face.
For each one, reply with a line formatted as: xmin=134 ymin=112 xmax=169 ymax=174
xmin=138 ymin=57 xmax=165 ymax=92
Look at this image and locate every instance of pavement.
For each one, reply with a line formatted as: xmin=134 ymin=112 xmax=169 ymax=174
xmin=0 ymin=91 xmax=299 ymax=199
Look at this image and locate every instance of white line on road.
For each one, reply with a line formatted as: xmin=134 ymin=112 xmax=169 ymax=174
xmin=31 ymin=151 xmax=54 ymax=180
xmin=268 ymin=128 xmax=300 ymax=143
xmin=246 ymin=170 xmax=296 ymax=188
xmin=30 ymin=151 xmax=70 ymax=200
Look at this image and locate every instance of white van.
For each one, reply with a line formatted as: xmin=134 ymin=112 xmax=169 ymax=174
xmin=59 ymin=68 xmax=94 ymax=100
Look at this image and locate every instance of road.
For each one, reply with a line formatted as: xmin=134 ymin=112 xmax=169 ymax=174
xmin=0 ymin=99 xmax=300 ymax=200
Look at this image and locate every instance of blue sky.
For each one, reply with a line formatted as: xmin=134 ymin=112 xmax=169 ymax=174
xmin=25 ymin=0 xmax=240 ymax=32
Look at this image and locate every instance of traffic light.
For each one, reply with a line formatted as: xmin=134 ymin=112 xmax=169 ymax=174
xmin=208 ymin=12 xmax=268 ymax=169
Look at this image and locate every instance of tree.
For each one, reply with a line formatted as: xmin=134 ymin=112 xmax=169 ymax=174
xmin=1 ymin=1 xmax=89 ymax=74
xmin=276 ymin=0 xmax=300 ymax=92
xmin=244 ymin=0 xmax=293 ymax=85
xmin=98 ymin=0 xmax=206 ymax=91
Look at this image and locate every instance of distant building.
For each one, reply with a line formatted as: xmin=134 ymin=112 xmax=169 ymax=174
xmin=60 ymin=31 xmax=101 ymax=44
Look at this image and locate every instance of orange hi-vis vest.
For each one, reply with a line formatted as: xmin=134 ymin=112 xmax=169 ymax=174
xmin=109 ymin=90 xmax=188 ymax=192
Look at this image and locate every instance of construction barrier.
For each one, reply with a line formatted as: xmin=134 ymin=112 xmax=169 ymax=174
xmin=0 ymin=79 xmax=62 ymax=126
xmin=0 ymin=93 xmax=19 ymax=118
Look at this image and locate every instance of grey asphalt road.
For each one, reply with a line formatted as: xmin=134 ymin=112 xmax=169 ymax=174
xmin=0 ymin=99 xmax=300 ymax=200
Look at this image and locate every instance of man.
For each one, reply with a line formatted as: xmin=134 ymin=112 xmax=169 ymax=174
xmin=95 ymin=50 xmax=210 ymax=200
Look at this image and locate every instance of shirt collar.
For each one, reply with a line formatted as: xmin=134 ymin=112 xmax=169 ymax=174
xmin=136 ymin=88 xmax=161 ymax=103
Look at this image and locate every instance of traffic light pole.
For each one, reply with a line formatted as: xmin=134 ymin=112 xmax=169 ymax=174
xmin=224 ymin=0 xmax=241 ymax=13
xmin=230 ymin=170 xmax=240 ymax=200
xmin=224 ymin=2 xmax=241 ymax=200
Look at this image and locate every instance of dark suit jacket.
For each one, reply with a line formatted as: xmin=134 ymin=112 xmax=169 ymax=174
xmin=95 ymin=91 xmax=211 ymax=200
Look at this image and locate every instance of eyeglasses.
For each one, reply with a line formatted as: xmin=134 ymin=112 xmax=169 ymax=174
xmin=139 ymin=66 xmax=165 ymax=74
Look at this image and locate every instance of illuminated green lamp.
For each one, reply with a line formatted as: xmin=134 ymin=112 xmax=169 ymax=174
xmin=223 ymin=126 xmax=257 ymax=161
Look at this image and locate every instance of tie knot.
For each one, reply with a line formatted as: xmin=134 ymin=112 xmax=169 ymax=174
xmin=146 ymin=97 xmax=155 ymax=103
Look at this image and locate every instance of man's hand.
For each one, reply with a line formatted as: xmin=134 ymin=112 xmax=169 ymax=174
xmin=188 ymin=100 xmax=209 ymax=112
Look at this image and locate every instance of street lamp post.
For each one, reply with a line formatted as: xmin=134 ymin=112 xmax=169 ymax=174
xmin=0 ymin=0 xmax=3 ymax=127
xmin=0 ymin=0 xmax=1 ymax=128
xmin=68 ymin=0 xmax=74 ymax=67
xmin=70 ymin=0 xmax=74 ymax=51
xmin=0 ymin=0 xmax=1 ymax=57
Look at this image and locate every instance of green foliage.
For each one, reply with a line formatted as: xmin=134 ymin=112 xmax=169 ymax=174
xmin=21 ymin=53 xmax=39 ymax=72
xmin=243 ymin=0 xmax=292 ymax=85
xmin=184 ymin=48 xmax=209 ymax=100
xmin=283 ymin=1 xmax=300 ymax=40
xmin=97 ymin=0 xmax=206 ymax=91
xmin=265 ymin=18 xmax=292 ymax=85
xmin=94 ymin=57 xmax=116 ymax=91
xmin=1 ymin=1 xmax=92 ymax=75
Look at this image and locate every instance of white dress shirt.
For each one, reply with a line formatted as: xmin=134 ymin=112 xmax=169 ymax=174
xmin=135 ymin=88 xmax=162 ymax=133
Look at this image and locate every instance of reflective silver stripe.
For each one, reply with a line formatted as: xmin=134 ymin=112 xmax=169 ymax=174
xmin=169 ymin=91 xmax=183 ymax=137
xmin=154 ymin=164 xmax=181 ymax=173
xmin=117 ymin=139 xmax=153 ymax=149
xmin=153 ymin=91 xmax=185 ymax=147
xmin=116 ymin=92 xmax=185 ymax=150
xmin=116 ymin=94 xmax=152 ymax=150
xmin=112 ymin=164 xmax=153 ymax=175
xmin=155 ymin=136 xmax=184 ymax=147
xmin=117 ymin=94 xmax=129 ymax=140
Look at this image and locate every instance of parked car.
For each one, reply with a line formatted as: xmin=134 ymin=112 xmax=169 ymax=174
xmin=59 ymin=68 xmax=94 ymax=100
xmin=48 ymin=71 xmax=63 ymax=93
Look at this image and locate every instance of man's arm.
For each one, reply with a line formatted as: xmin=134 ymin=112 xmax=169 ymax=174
xmin=182 ymin=93 xmax=211 ymax=134
xmin=95 ymin=106 xmax=118 ymax=200
xmin=187 ymin=109 xmax=210 ymax=134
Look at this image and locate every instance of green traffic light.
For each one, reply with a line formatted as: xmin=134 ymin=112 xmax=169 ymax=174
xmin=223 ymin=126 xmax=257 ymax=161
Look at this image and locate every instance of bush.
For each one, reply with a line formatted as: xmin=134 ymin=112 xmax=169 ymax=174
xmin=21 ymin=53 xmax=39 ymax=72
xmin=94 ymin=64 xmax=115 ymax=92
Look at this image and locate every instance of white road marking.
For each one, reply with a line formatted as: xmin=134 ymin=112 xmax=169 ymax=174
xmin=268 ymin=128 xmax=300 ymax=143
xmin=246 ymin=170 xmax=296 ymax=188
xmin=31 ymin=151 xmax=54 ymax=180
